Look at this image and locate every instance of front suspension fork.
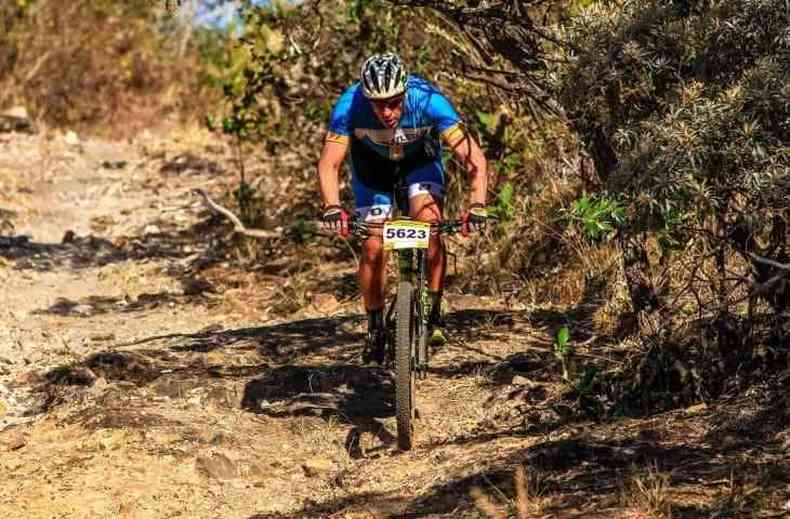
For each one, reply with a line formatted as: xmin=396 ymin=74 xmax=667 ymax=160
xmin=394 ymin=249 xmax=430 ymax=377
xmin=416 ymin=250 xmax=430 ymax=378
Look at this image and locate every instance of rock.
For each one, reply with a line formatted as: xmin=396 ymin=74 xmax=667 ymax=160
xmin=685 ymin=402 xmax=708 ymax=415
xmin=302 ymin=457 xmax=334 ymax=477
xmin=196 ymin=453 xmax=238 ymax=479
xmin=64 ymin=130 xmax=80 ymax=146
xmin=72 ymin=304 xmax=93 ymax=316
xmin=62 ymin=230 xmax=76 ymax=244
xmin=0 ymin=399 xmax=6 ymax=416
xmin=311 ymin=293 xmax=339 ymax=314
xmin=182 ymin=277 xmax=214 ymax=296
xmin=512 ymin=375 xmax=532 ymax=386
xmin=4 ymin=432 xmax=26 ymax=451
xmin=247 ymin=462 xmax=267 ymax=479
xmin=100 ymin=160 xmax=127 ymax=170
xmin=0 ymin=106 xmax=34 ymax=134
xmin=2 ymin=106 xmax=28 ymax=119
xmin=209 ymin=432 xmax=232 ymax=446
xmin=96 ymin=429 xmax=127 ymax=451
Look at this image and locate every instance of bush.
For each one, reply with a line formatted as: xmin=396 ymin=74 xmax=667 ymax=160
xmin=0 ymin=0 xmax=221 ymax=136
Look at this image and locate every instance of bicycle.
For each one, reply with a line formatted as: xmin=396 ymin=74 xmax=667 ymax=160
xmin=344 ymin=174 xmax=494 ymax=451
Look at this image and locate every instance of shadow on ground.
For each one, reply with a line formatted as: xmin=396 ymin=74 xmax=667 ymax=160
xmin=242 ymin=364 xmax=398 ymax=456
xmin=0 ymin=221 xmax=225 ymax=273
xmin=248 ymin=385 xmax=790 ymax=517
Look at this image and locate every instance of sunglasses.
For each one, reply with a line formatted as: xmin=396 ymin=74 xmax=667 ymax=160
xmin=371 ymin=95 xmax=405 ymax=111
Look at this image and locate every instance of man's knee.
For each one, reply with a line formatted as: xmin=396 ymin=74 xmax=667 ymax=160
xmin=410 ymin=194 xmax=442 ymax=223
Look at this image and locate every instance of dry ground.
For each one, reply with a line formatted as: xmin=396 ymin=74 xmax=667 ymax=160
xmin=0 ymin=129 xmax=788 ymax=518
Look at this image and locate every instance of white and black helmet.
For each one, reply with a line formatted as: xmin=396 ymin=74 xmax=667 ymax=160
xmin=360 ymin=53 xmax=408 ymax=99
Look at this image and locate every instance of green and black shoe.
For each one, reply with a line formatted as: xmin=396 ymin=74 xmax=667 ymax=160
xmin=363 ymin=308 xmax=387 ymax=365
xmin=427 ymin=290 xmax=448 ymax=347
xmin=429 ymin=325 xmax=448 ymax=346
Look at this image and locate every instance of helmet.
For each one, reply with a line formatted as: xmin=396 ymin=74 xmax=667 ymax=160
xmin=360 ymin=53 xmax=408 ymax=99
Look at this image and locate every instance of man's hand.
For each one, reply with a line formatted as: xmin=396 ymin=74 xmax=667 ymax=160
xmin=462 ymin=203 xmax=488 ymax=236
xmin=322 ymin=205 xmax=350 ymax=237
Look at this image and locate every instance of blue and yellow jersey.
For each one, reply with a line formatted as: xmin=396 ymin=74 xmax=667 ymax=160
xmin=325 ymin=75 xmax=464 ymax=162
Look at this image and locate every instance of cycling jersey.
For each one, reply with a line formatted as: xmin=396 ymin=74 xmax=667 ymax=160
xmin=325 ymin=75 xmax=464 ymax=220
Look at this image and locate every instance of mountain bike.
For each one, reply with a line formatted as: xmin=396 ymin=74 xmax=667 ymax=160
xmin=345 ymin=174 xmax=493 ymax=450
xmin=349 ymin=216 xmax=467 ymax=450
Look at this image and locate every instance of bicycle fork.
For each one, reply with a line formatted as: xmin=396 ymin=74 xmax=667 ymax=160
xmin=386 ymin=247 xmax=430 ymax=375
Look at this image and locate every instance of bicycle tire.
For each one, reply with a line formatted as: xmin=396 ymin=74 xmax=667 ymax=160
xmin=395 ymin=280 xmax=415 ymax=451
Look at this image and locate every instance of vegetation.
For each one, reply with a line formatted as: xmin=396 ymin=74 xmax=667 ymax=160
xmin=0 ymin=0 xmax=223 ymax=136
xmin=557 ymin=0 xmax=790 ymax=410
xmin=2 ymin=0 xmax=787 ymax=420
xmin=1 ymin=1 xmax=788 ymax=516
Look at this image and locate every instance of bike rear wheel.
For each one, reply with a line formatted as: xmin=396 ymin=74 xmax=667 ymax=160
xmin=395 ymin=280 xmax=416 ymax=450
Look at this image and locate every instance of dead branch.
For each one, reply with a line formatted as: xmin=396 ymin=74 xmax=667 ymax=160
xmin=192 ymin=188 xmax=279 ymax=239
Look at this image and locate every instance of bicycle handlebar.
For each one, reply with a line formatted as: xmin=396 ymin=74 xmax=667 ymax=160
xmin=345 ymin=215 xmax=498 ymax=238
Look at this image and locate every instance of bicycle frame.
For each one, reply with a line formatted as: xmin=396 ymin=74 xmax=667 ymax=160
xmin=382 ymin=167 xmax=431 ymax=375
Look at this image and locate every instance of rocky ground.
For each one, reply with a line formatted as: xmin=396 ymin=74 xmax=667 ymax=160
xmin=0 ymin=128 xmax=788 ymax=518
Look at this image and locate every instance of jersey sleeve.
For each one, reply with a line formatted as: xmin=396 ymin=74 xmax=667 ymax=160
xmin=325 ymin=86 xmax=355 ymax=144
xmin=424 ymin=88 xmax=464 ymax=143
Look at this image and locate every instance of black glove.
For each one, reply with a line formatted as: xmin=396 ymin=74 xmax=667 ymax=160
xmin=322 ymin=205 xmax=349 ymax=237
xmin=462 ymin=203 xmax=488 ymax=236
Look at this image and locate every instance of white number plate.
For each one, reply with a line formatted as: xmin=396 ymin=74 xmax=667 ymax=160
xmin=383 ymin=220 xmax=430 ymax=250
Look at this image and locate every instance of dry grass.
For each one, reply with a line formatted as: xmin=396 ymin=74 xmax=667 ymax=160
xmin=98 ymin=261 xmax=181 ymax=302
xmin=0 ymin=1 xmax=217 ymax=137
xmin=621 ymin=462 xmax=673 ymax=519
xmin=472 ymin=465 xmax=551 ymax=519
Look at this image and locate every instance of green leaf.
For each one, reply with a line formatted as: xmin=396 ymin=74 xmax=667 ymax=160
xmin=556 ymin=326 xmax=570 ymax=347
xmin=498 ymin=182 xmax=514 ymax=205
xmin=475 ymin=110 xmax=496 ymax=134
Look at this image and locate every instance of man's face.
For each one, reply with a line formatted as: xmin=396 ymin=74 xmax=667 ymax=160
xmin=370 ymin=94 xmax=405 ymax=129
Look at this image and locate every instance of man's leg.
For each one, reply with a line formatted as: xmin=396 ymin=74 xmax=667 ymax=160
xmin=360 ymin=233 xmax=386 ymax=311
xmin=409 ymin=191 xmax=447 ymax=344
xmin=409 ymin=192 xmax=445 ymax=290
xmin=352 ymin=200 xmax=391 ymax=363
xmin=349 ymin=148 xmax=395 ymax=364
xmin=359 ymin=233 xmax=388 ymax=363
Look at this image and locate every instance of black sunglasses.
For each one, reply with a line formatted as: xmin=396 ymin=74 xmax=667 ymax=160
xmin=371 ymin=95 xmax=405 ymax=110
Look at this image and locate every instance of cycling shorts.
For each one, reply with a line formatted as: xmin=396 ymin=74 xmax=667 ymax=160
xmin=350 ymin=139 xmax=444 ymax=222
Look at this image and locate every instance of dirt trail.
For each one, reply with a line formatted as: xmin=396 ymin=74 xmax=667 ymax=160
xmin=0 ymin=130 xmax=788 ymax=519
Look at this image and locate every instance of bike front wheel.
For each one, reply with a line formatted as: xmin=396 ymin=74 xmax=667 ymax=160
xmin=395 ymin=280 xmax=416 ymax=450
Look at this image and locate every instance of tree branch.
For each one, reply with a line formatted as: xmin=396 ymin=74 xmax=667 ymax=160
xmin=747 ymin=251 xmax=790 ymax=271
xmin=192 ymin=188 xmax=279 ymax=239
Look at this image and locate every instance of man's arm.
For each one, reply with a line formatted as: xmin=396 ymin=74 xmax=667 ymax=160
xmin=444 ymin=128 xmax=488 ymax=206
xmin=317 ymin=139 xmax=350 ymax=207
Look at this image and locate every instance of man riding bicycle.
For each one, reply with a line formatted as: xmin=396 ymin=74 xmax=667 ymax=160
xmin=317 ymin=52 xmax=490 ymax=364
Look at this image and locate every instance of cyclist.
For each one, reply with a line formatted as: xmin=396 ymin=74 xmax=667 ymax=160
xmin=318 ymin=52 xmax=489 ymax=364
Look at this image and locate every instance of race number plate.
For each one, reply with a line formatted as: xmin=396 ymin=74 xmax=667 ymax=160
xmin=383 ymin=220 xmax=430 ymax=250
